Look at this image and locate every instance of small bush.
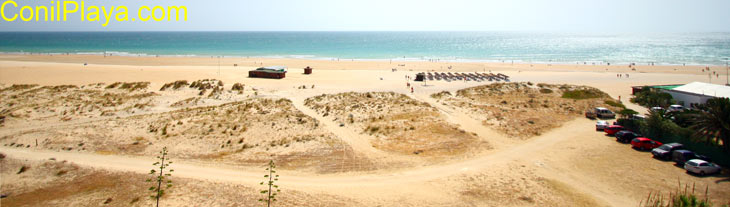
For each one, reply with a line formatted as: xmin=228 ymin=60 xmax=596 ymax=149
xmin=430 ymin=91 xmax=452 ymax=98
xmin=231 ymin=83 xmax=245 ymax=91
xmin=17 ymin=165 xmax=28 ymax=174
xmin=561 ymin=89 xmax=605 ymax=99
xmin=605 ymin=100 xmax=626 ymax=108
xmin=631 ymin=88 xmax=676 ymax=108
xmin=160 ymin=80 xmax=189 ymax=91
xmin=539 ymin=88 xmax=553 ymax=94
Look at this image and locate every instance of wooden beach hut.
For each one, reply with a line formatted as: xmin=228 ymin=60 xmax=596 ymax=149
xmin=249 ymin=66 xmax=287 ymax=79
xmin=415 ymin=73 xmax=425 ymax=81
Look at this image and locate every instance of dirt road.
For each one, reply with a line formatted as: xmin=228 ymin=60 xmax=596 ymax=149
xmin=1 ymin=116 xmax=634 ymax=206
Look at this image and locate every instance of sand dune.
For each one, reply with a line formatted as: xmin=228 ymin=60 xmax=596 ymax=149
xmin=1 ymin=55 xmax=729 ymax=206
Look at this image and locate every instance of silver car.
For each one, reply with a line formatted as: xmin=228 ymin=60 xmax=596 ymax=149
xmin=684 ymin=159 xmax=721 ymax=176
xmin=596 ymin=121 xmax=608 ymax=131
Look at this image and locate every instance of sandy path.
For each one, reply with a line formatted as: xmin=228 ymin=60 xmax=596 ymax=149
xmin=412 ymin=94 xmax=516 ymax=149
xmin=0 ymin=118 xmax=631 ymax=206
xmin=411 ymin=94 xmax=632 ymax=206
xmin=286 ymin=95 xmax=411 ymax=162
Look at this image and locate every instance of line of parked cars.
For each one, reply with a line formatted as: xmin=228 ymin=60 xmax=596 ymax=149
xmin=595 ymin=121 xmax=722 ymax=176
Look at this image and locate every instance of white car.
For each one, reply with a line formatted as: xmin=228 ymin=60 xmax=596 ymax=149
xmin=650 ymin=107 xmax=664 ymax=112
xmin=595 ymin=121 xmax=609 ymax=131
xmin=631 ymin=114 xmax=646 ymax=120
xmin=668 ymin=105 xmax=684 ymax=112
xmin=684 ymin=159 xmax=721 ymax=176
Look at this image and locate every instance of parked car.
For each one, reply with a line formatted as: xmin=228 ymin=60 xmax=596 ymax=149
xmin=585 ymin=107 xmax=616 ymax=119
xmin=630 ymin=138 xmax=662 ymax=150
xmin=684 ymin=159 xmax=722 ymax=176
xmin=651 ymin=143 xmax=684 ymax=160
xmin=668 ymin=105 xmax=684 ymax=112
xmin=604 ymin=125 xmax=624 ymax=136
xmin=673 ymin=150 xmax=697 ymax=165
xmin=596 ymin=121 xmax=609 ymax=131
xmin=650 ymin=107 xmax=664 ymax=112
xmin=615 ymin=130 xmax=641 ymax=143
xmin=630 ymin=114 xmax=646 ymax=120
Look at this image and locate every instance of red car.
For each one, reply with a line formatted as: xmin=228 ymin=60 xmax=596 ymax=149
xmin=604 ymin=125 xmax=624 ymax=135
xmin=631 ymin=137 xmax=663 ymax=150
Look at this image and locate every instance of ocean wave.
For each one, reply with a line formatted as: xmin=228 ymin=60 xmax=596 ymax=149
xmin=0 ymin=51 xmax=721 ymax=66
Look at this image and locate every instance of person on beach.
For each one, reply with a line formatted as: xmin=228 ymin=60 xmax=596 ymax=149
xmin=411 ymin=87 xmax=414 ymax=93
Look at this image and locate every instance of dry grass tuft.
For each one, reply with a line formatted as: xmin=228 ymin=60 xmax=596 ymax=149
xmin=159 ymin=80 xmax=190 ymax=91
xmin=106 ymin=82 xmax=149 ymax=92
xmin=0 ymin=83 xmax=158 ymax=125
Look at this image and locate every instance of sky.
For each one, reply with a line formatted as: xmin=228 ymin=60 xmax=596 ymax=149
xmin=1 ymin=0 xmax=729 ymax=32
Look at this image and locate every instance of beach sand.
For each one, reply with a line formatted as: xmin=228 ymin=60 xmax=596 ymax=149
xmin=1 ymin=54 xmax=728 ymax=206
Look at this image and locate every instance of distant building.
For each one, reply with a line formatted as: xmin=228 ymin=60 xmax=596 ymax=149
xmin=662 ymin=82 xmax=730 ymax=108
xmin=249 ymin=66 xmax=287 ymax=79
xmin=631 ymin=84 xmax=683 ymax=95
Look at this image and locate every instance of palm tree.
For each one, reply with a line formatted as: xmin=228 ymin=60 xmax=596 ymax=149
xmin=690 ymin=98 xmax=730 ymax=152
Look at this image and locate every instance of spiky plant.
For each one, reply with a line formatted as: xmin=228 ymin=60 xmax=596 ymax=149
xmin=147 ymin=147 xmax=174 ymax=207
xmin=259 ymin=160 xmax=280 ymax=207
xmin=640 ymin=181 xmax=714 ymax=207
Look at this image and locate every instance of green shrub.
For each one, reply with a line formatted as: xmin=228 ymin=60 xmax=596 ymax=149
xmin=561 ymin=89 xmax=605 ymax=99
xmin=617 ymin=118 xmax=642 ymax=132
xmin=605 ymin=100 xmax=626 ymax=108
xmin=631 ymin=88 xmax=676 ymax=108
xmin=638 ymin=110 xmax=730 ymax=166
xmin=617 ymin=109 xmax=638 ymax=119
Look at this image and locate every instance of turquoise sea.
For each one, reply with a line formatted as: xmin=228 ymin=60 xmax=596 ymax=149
xmin=0 ymin=32 xmax=729 ymax=65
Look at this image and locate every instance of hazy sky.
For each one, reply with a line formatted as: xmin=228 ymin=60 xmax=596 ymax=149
xmin=1 ymin=0 xmax=729 ymax=32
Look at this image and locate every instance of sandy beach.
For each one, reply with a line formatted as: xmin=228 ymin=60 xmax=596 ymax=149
xmin=1 ymin=54 xmax=729 ymax=206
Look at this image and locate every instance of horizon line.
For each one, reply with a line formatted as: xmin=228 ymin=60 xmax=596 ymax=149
xmin=1 ymin=30 xmax=730 ymax=34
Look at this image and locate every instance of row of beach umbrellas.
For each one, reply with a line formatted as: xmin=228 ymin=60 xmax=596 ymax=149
xmin=418 ymin=72 xmax=510 ymax=82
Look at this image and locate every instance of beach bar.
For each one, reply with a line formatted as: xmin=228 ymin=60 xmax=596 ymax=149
xmin=249 ymin=66 xmax=287 ymax=79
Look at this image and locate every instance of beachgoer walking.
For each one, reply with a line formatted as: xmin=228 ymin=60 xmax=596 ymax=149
xmin=411 ymin=87 xmax=414 ymax=93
